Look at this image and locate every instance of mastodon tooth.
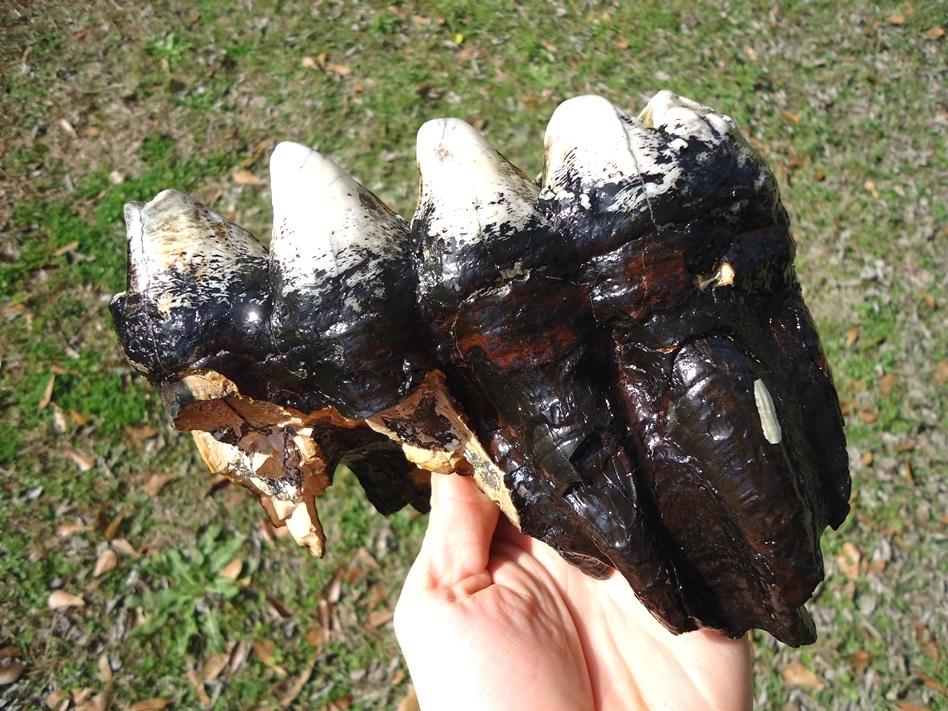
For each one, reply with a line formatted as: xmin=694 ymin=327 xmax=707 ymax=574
xmin=109 ymin=189 xmax=271 ymax=383
xmin=267 ymin=141 xmax=428 ymax=419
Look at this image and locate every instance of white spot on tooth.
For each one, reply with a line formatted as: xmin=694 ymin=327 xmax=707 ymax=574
xmin=753 ymin=379 xmax=782 ymax=444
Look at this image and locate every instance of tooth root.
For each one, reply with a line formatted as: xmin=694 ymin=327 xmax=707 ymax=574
xmin=110 ymin=189 xmax=270 ymax=381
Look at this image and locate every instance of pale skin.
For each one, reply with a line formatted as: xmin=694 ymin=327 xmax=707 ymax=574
xmin=394 ymin=473 xmax=753 ymax=711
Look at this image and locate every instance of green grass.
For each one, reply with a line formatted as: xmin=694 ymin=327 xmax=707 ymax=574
xmin=1 ymin=1 xmax=946 ymax=709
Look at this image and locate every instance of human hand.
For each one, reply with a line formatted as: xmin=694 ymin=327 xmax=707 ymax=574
xmin=394 ymin=473 xmax=752 ymax=710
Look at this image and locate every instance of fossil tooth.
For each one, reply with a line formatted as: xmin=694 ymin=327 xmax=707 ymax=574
xmin=268 ymin=141 xmax=429 ymax=419
xmin=109 ymin=189 xmax=271 ymax=383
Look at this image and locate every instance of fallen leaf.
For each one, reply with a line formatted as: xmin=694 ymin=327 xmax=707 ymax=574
xmin=111 ymin=538 xmax=140 ymax=557
xmin=266 ymin=593 xmax=293 ymax=618
xmin=781 ymin=109 xmax=801 ymax=125
xmin=48 ymin=590 xmax=85 ymax=609
xmin=218 ymin=558 xmax=243 ymax=580
xmin=0 ymin=662 xmax=25 ymax=685
xmin=846 ymin=327 xmax=860 ymax=348
xmin=143 ymin=472 xmax=178 ymax=496
xmin=860 ymin=451 xmax=873 ymax=466
xmin=254 ymin=639 xmax=276 ymax=665
xmin=57 ymin=118 xmax=78 ymax=138
xmin=0 ymin=647 xmax=22 ymax=660
xmin=57 ymin=522 xmax=92 ymax=537
xmin=305 ymin=626 xmax=326 ymax=648
xmin=186 ymin=669 xmax=211 ymax=705
xmin=93 ymin=549 xmax=118 ymax=578
xmin=366 ymin=609 xmax=394 ymax=629
xmin=895 ymin=703 xmax=931 ymax=711
xmin=73 ymin=688 xmax=93 ymax=705
xmin=880 ymin=373 xmax=898 ymax=394
xmin=104 ymin=512 xmax=125 ymax=540
xmin=301 ymin=56 xmax=318 ymax=69
xmin=129 ymin=700 xmax=172 ymax=711
xmin=923 ymin=640 xmax=940 ymax=660
xmin=202 ymin=652 xmax=230 ymax=682
xmin=835 ymin=542 xmax=862 ymax=580
xmin=903 ymin=459 xmax=916 ymax=486
xmin=38 ymin=374 xmax=55 ymax=410
xmin=326 ymin=63 xmax=351 ymax=76
xmin=233 ymin=169 xmax=265 ymax=186
xmin=935 ymin=361 xmax=948 ymax=384
xmin=45 ymin=689 xmax=67 ymax=709
xmin=887 ymin=12 xmax=906 ymax=24
xmin=228 ymin=641 xmax=251 ymax=674
xmin=781 ymin=661 xmax=826 ymax=690
xmin=98 ymin=653 xmax=112 ymax=681
xmin=397 ymin=685 xmax=419 ymax=711
xmin=924 ymin=26 xmax=945 ymax=39
xmin=280 ymin=657 xmax=316 ymax=708
xmin=64 ymin=447 xmax=95 ymax=471
xmin=867 ymin=558 xmax=887 ymax=573
xmin=857 ymin=410 xmax=878 ymax=424
xmin=864 ymin=179 xmax=880 ymax=198
xmin=848 ymin=649 xmax=872 ymax=674
xmin=915 ymin=671 xmax=948 ymax=696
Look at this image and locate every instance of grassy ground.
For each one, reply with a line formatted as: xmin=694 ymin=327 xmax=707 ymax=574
xmin=1 ymin=0 xmax=946 ymax=708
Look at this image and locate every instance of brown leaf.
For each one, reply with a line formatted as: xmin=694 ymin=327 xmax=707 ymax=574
xmin=895 ymin=703 xmax=931 ymax=711
xmin=857 ymin=410 xmax=878 ymax=424
xmin=57 ymin=118 xmax=79 ymax=139
xmin=253 ymin=639 xmax=276 ymax=665
xmin=0 ymin=647 xmax=22 ymax=660
xmin=848 ymin=649 xmax=871 ymax=674
xmin=301 ymin=56 xmax=318 ymax=69
xmin=326 ymin=63 xmax=351 ymax=76
xmin=923 ymin=640 xmax=940 ymax=660
xmin=903 ymin=459 xmax=916 ymax=486
xmin=104 ymin=512 xmax=125 ymax=540
xmin=0 ymin=662 xmax=25 ymax=685
xmin=218 ymin=558 xmax=243 ymax=580
xmin=45 ymin=689 xmax=68 ymax=709
xmin=860 ymin=451 xmax=873 ymax=466
xmin=186 ymin=669 xmax=210 ymax=705
xmin=780 ymin=661 xmax=826 ymax=690
xmin=57 ymin=522 xmax=93 ymax=537
xmin=111 ymin=538 xmax=140 ymax=557
xmin=324 ymin=567 xmax=344 ymax=603
xmin=366 ymin=609 xmax=394 ymax=629
xmin=64 ymin=447 xmax=95 ymax=471
xmin=915 ymin=672 xmax=948 ymax=696
xmin=38 ymin=374 xmax=55 ymax=410
xmin=305 ymin=626 xmax=326 ymax=648
xmin=781 ymin=109 xmax=801 ymax=125
xmin=835 ymin=542 xmax=862 ymax=580
xmin=93 ymin=549 xmax=118 ymax=578
xmin=228 ymin=641 xmax=251 ymax=675
xmin=864 ymin=179 xmax=880 ymax=198
xmin=129 ymin=700 xmax=172 ymax=711
xmin=280 ymin=657 xmax=317 ymax=709
xmin=880 ymin=373 xmax=899 ymax=394
xmin=98 ymin=653 xmax=112 ymax=681
xmin=233 ymin=169 xmax=265 ymax=186
xmin=846 ymin=327 xmax=860 ymax=348
xmin=887 ymin=12 xmax=906 ymax=24
xmin=202 ymin=652 xmax=230 ymax=682
xmin=937 ymin=361 xmax=948 ymax=384
xmin=924 ymin=26 xmax=945 ymax=39
xmin=397 ymin=685 xmax=419 ymax=711
xmin=143 ymin=472 xmax=178 ymax=496
xmin=265 ymin=593 xmax=293 ymax=618
xmin=48 ymin=590 xmax=85 ymax=609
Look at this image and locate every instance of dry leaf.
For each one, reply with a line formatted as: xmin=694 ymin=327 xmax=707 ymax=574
xmin=301 ymin=56 xmax=318 ymax=69
xmin=397 ymin=685 xmax=419 ymax=711
xmin=280 ymin=657 xmax=317 ymax=709
xmin=0 ymin=647 xmax=22 ymax=660
xmin=57 ymin=522 xmax=92 ymax=537
xmin=903 ymin=459 xmax=916 ymax=486
xmin=64 ymin=447 xmax=95 ymax=471
xmin=924 ymin=26 xmax=945 ymax=39
xmin=228 ymin=641 xmax=251 ymax=675
xmin=326 ymin=63 xmax=351 ymax=76
xmin=266 ymin=593 xmax=293 ymax=618
xmin=305 ymin=626 xmax=326 ymax=648
xmin=895 ymin=703 xmax=931 ymax=711
xmin=48 ymin=590 xmax=85 ymax=609
xmin=38 ymin=374 xmax=55 ymax=410
xmin=73 ymin=688 xmax=93 ymax=705
xmin=846 ymin=327 xmax=860 ymax=348
xmin=936 ymin=361 xmax=948 ymax=384
xmin=143 ymin=472 xmax=178 ymax=496
xmin=366 ymin=609 xmax=394 ymax=629
xmin=186 ymin=668 xmax=211 ymax=705
xmin=202 ymin=652 xmax=230 ymax=682
xmin=45 ymin=689 xmax=67 ymax=709
xmin=887 ymin=12 xmax=906 ymax=24
xmin=233 ymin=169 xmax=265 ymax=186
xmin=98 ymin=654 xmax=112 ymax=681
xmin=93 ymin=549 xmax=118 ymax=578
xmin=781 ymin=109 xmax=801 ymax=125
xmin=857 ymin=410 xmax=878 ymax=424
xmin=915 ymin=672 xmax=948 ymax=696
xmin=104 ymin=512 xmax=125 ymax=540
xmin=111 ymin=538 xmax=140 ymax=557
xmin=780 ymin=661 xmax=826 ymax=690
xmin=129 ymin=700 xmax=172 ymax=711
xmin=880 ymin=373 xmax=898 ymax=394
xmin=57 ymin=118 xmax=79 ymax=138
xmin=860 ymin=451 xmax=873 ymax=466
xmin=218 ymin=558 xmax=243 ymax=580
xmin=0 ymin=662 xmax=25 ymax=685
xmin=836 ymin=541 xmax=862 ymax=580
xmin=864 ymin=179 xmax=880 ymax=198
xmin=254 ymin=639 xmax=276 ymax=665
xmin=848 ymin=649 xmax=871 ymax=674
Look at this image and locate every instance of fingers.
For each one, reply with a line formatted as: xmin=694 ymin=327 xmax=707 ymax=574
xmin=414 ymin=473 xmax=501 ymax=591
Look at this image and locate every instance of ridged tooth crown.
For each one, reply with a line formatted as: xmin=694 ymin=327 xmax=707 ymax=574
xmin=414 ymin=117 xmax=540 ymax=248
xmin=268 ymin=141 xmax=408 ymax=294
xmin=122 ymin=189 xmax=268 ymax=314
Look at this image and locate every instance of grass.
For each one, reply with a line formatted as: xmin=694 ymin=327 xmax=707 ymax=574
xmin=1 ymin=0 xmax=947 ymax=709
